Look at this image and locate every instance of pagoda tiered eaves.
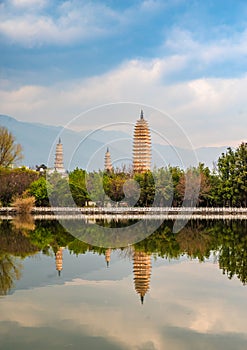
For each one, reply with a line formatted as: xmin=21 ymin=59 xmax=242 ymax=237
xmin=133 ymin=250 xmax=152 ymax=304
xmin=132 ymin=111 xmax=151 ymax=173
xmin=104 ymin=147 xmax=113 ymax=172
xmin=54 ymin=138 xmax=65 ymax=173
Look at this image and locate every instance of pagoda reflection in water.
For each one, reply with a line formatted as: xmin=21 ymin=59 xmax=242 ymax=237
xmin=53 ymin=247 xmax=152 ymax=304
xmin=105 ymin=248 xmax=111 ymax=267
xmin=55 ymin=247 xmax=64 ymax=276
xmin=133 ymin=250 xmax=152 ymax=304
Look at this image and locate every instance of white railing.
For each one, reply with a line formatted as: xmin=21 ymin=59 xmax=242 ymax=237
xmin=1 ymin=206 xmax=247 ymax=214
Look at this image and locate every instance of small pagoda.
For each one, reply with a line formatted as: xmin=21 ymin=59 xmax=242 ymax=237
xmin=105 ymin=248 xmax=111 ymax=267
xmin=55 ymin=247 xmax=64 ymax=276
xmin=104 ymin=147 xmax=113 ymax=172
xmin=54 ymin=138 xmax=65 ymax=173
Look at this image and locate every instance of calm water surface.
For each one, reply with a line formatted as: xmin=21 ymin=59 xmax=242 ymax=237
xmin=0 ymin=218 xmax=247 ymax=350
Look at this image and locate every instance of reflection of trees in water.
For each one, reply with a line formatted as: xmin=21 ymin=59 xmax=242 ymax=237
xmin=117 ymin=245 xmax=133 ymax=260
xmin=209 ymin=220 xmax=247 ymax=284
xmin=12 ymin=214 xmax=35 ymax=232
xmin=0 ymin=253 xmax=22 ymax=295
xmin=0 ymin=219 xmax=38 ymax=296
xmin=61 ymin=218 xmax=162 ymax=248
xmin=1 ymin=219 xmax=247 ymax=287
xmin=176 ymin=224 xmax=212 ymax=261
xmin=134 ymin=219 xmax=247 ymax=286
xmin=0 ymin=220 xmax=38 ymax=257
xmin=134 ymin=222 xmax=180 ymax=259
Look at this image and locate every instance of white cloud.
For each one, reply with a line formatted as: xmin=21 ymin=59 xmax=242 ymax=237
xmin=1 ymin=55 xmax=247 ymax=147
xmin=164 ymin=27 xmax=247 ymax=67
xmin=11 ymin=0 xmax=47 ymax=9
xmin=0 ymin=0 xmax=167 ymax=47
xmin=0 ymin=1 xmax=121 ymax=46
xmin=140 ymin=0 xmax=165 ymax=12
xmin=150 ymin=260 xmax=247 ymax=335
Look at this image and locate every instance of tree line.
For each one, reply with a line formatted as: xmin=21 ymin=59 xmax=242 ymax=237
xmin=0 ymin=126 xmax=247 ymax=207
xmin=1 ymin=218 xmax=247 ymax=295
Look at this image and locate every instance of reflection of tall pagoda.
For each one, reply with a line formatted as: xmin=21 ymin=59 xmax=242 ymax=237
xmin=105 ymin=248 xmax=111 ymax=267
xmin=55 ymin=247 xmax=64 ymax=276
xmin=54 ymin=138 xmax=65 ymax=173
xmin=133 ymin=110 xmax=151 ymax=173
xmin=133 ymin=250 xmax=152 ymax=304
xmin=104 ymin=147 xmax=113 ymax=172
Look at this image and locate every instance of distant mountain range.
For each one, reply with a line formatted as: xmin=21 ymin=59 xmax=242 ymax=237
xmin=0 ymin=114 xmax=227 ymax=170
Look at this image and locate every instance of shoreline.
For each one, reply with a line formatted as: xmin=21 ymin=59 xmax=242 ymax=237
xmin=1 ymin=206 xmax=247 ymax=220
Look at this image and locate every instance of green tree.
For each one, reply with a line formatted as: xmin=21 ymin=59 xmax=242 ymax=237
xmin=153 ymin=167 xmax=173 ymax=206
xmin=86 ymin=171 xmax=107 ymax=206
xmin=69 ymin=168 xmax=89 ymax=206
xmin=168 ymin=166 xmax=184 ymax=206
xmin=49 ymin=177 xmax=74 ymax=207
xmin=28 ymin=176 xmax=51 ymax=206
xmin=134 ymin=171 xmax=155 ymax=207
xmin=217 ymin=143 xmax=247 ymax=207
xmin=0 ymin=127 xmax=23 ymax=167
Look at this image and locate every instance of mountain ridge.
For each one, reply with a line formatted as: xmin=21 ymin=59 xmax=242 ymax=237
xmin=0 ymin=114 xmax=227 ymax=170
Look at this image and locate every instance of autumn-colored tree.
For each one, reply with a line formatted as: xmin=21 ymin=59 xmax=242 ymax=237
xmin=103 ymin=171 xmax=130 ymax=203
xmin=0 ymin=127 xmax=23 ymax=167
xmin=176 ymin=164 xmax=211 ymax=206
xmin=0 ymin=168 xmax=39 ymax=206
xmin=12 ymin=195 xmax=35 ymax=214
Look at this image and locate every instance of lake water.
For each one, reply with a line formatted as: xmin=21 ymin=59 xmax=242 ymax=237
xmin=1 ymin=218 xmax=247 ymax=349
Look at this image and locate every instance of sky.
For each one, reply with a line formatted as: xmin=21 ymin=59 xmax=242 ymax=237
xmin=1 ymin=0 xmax=247 ymax=148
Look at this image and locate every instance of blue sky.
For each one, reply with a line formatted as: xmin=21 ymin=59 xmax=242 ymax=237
xmin=1 ymin=0 xmax=247 ymax=147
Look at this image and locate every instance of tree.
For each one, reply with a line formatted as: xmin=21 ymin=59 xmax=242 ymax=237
xmin=49 ymin=177 xmax=74 ymax=207
xmin=217 ymin=143 xmax=247 ymax=207
xmin=103 ymin=170 xmax=130 ymax=204
xmin=69 ymin=168 xmax=89 ymax=206
xmin=134 ymin=171 xmax=155 ymax=207
xmin=28 ymin=176 xmax=51 ymax=206
xmin=168 ymin=166 xmax=184 ymax=206
xmin=0 ymin=168 xmax=39 ymax=206
xmin=0 ymin=127 xmax=23 ymax=167
xmin=176 ymin=164 xmax=211 ymax=206
xmin=86 ymin=171 xmax=107 ymax=206
xmin=153 ymin=167 xmax=173 ymax=206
